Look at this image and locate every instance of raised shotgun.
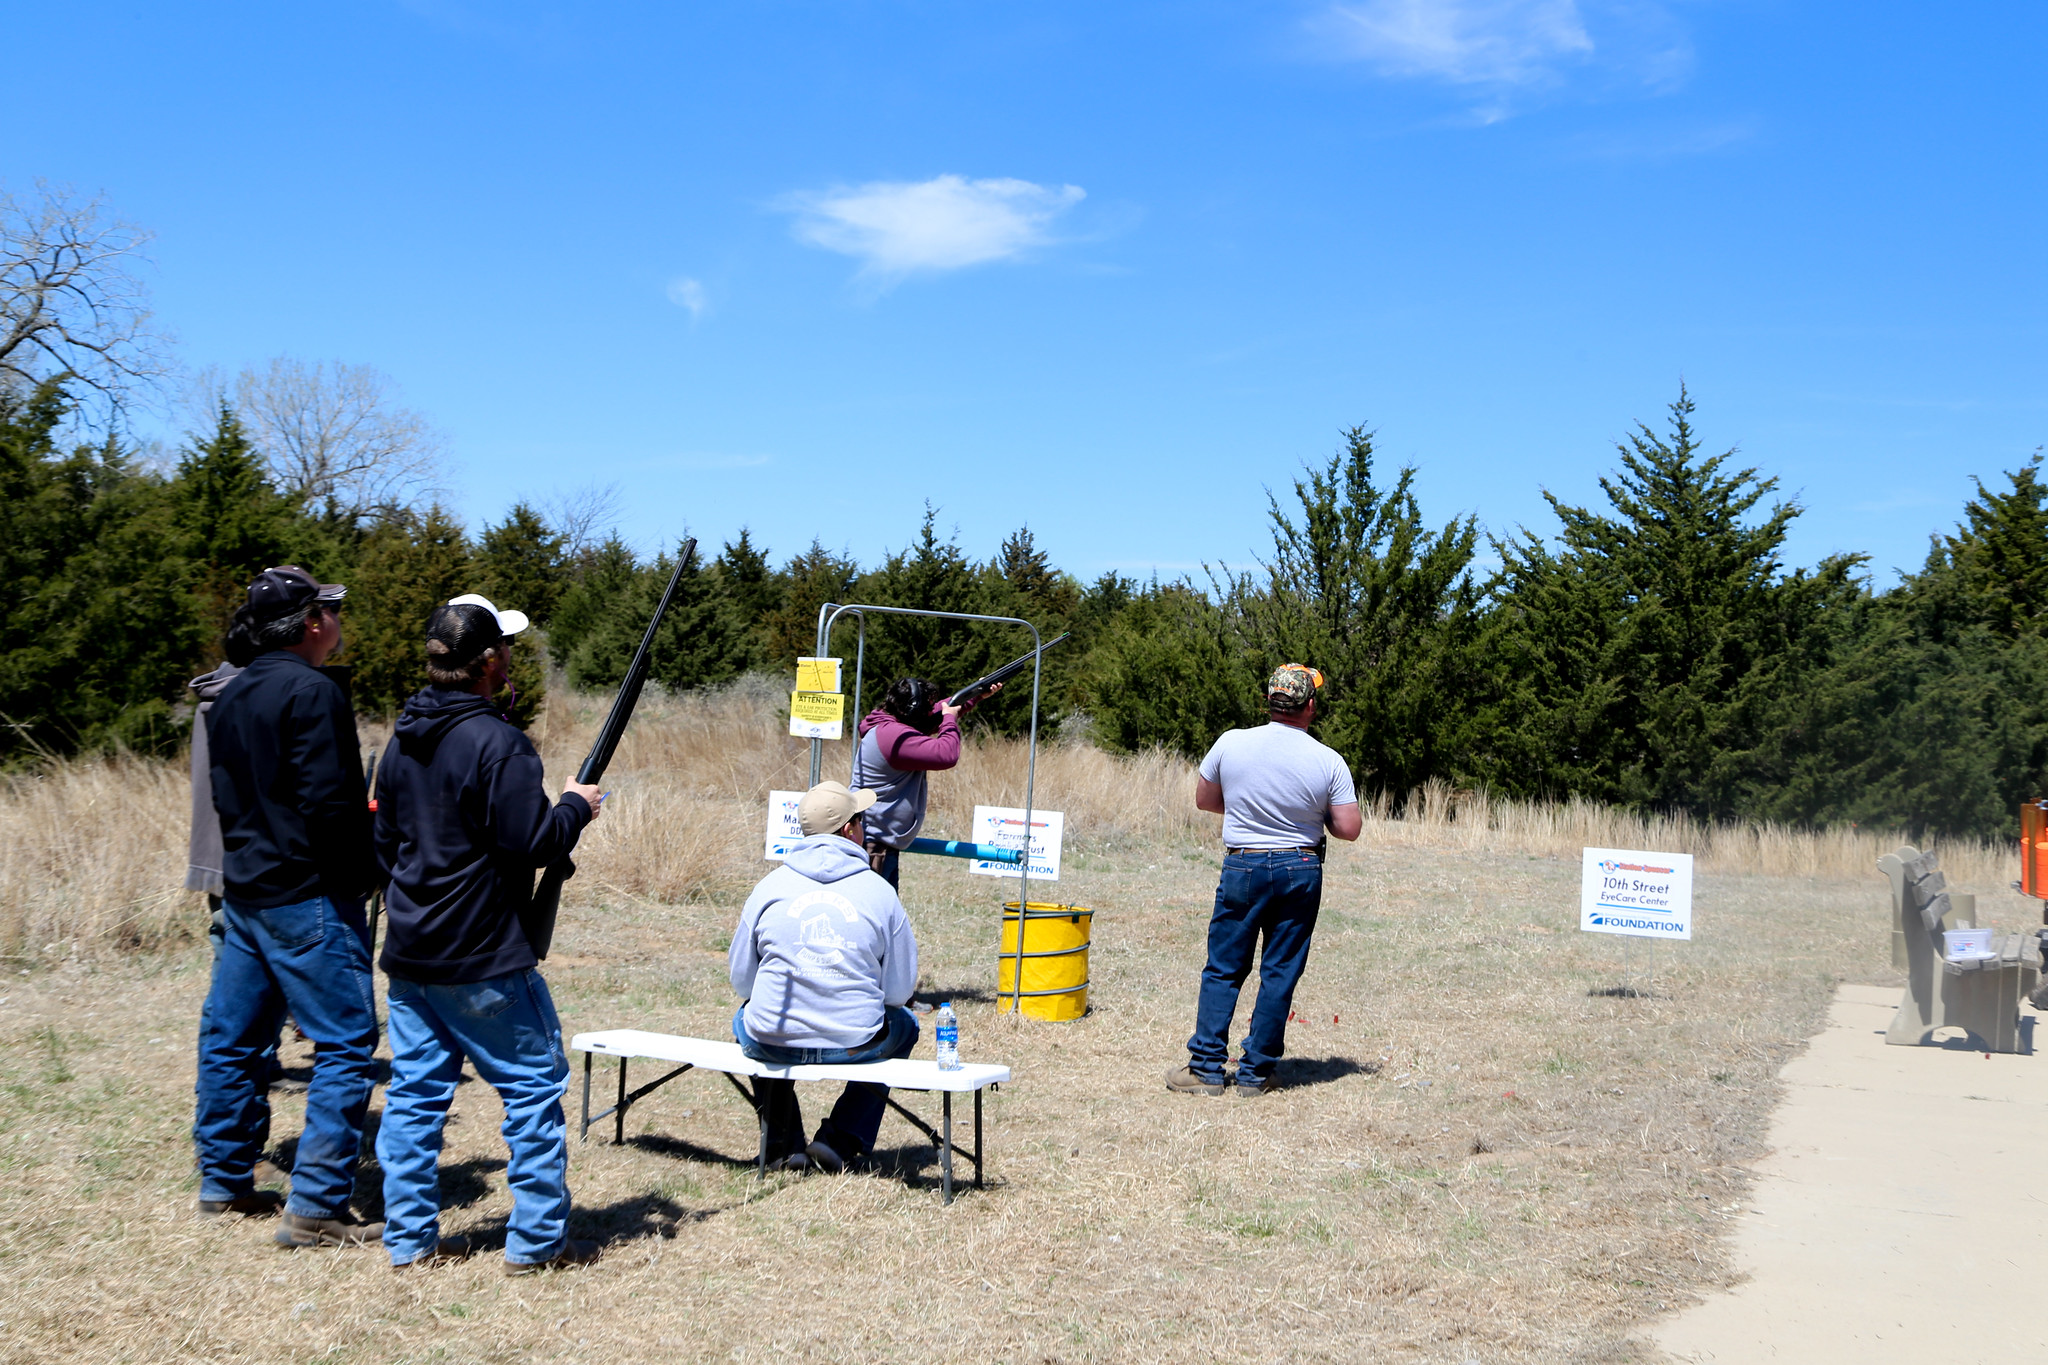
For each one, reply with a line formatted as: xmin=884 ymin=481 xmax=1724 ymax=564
xmin=523 ymin=537 xmax=696 ymax=959
xmin=946 ymin=631 xmax=1071 ymax=708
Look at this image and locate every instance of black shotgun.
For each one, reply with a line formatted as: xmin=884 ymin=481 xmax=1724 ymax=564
xmin=523 ymin=537 xmax=697 ymax=959
xmin=946 ymin=632 xmax=1070 ymax=709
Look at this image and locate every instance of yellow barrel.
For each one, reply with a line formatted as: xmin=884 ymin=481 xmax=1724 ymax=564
xmin=997 ymin=902 xmax=1092 ymax=1021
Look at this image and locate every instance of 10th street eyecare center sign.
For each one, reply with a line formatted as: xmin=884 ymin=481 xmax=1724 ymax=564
xmin=1580 ymin=848 xmax=1693 ymax=940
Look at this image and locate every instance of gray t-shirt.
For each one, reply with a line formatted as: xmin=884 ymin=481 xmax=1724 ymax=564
xmin=1199 ymin=723 xmax=1358 ymax=849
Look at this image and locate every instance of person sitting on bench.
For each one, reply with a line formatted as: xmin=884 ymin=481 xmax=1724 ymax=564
xmin=730 ymin=780 xmax=920 ymax=1174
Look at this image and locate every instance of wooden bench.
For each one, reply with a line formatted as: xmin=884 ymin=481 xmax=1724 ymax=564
xmin=1880 ymin=845 xmax=2039 ymax=1053
xmin=568 ymin=1030 xmax=1009 ymax=1203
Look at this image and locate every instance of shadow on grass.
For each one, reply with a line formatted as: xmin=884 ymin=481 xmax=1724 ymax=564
xmin=913 ymin=986 xmax=995 ymax=1006
xmin=623 ymin=1132 xmax=758 ymax=1169
xmin=1272 ymin=1055 xmax=1373 ymax=1089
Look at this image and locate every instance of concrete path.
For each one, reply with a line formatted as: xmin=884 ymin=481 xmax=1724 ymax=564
xmin=1652 ymin=984 xmax=2048 ymax=1362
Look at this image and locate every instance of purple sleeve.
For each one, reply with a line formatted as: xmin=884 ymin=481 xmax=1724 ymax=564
xmin=876 ymin=714 xmax=962 ymax=772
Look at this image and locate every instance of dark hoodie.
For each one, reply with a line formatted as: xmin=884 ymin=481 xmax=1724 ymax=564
xmin=208 ymin=651 xmax=373 ymax=908
xmin=373 ymin=686 xmax=592 ymax=984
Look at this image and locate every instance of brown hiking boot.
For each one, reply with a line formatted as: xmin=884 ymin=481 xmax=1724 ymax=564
xmin=504 ymin=1239 xmax=602 ymax=1276
xmin=274 ymin=1209 xmax=385 ymax=1248
xmin=392 ymin=1235 xmax=474 ymax=1271
xmin=199 ymin=1190 xmax=285 ymax=1218
xmin=1165 ymin=1065 xmax=1225 ymax=1096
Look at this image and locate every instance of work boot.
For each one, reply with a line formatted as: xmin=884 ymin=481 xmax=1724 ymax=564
xmin=1233 ymin=1073 xmax=1274 ymax=1096
xmin=764 ymin=1152 xmax=810 ymax=1174
xmin=804 ymin=1139 xmax=847 ymax=1175
xmin=392 ymin=1235 xmax=474 ymax=1271
xmin=1165 ymin=1065 xmax=1225 ymax=1096
xmin=504 ymin=1240 xmax=602 ymax=1276
xmin=274 ymin=1209 xmax=385 ymax=1248
xmin=198 ymin=1190 xmax=284 ymax=1219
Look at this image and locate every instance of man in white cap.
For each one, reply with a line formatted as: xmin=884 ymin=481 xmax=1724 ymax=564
xmin=730 ymin=781 xmax=920 ymax=1174
xmin=371 ymin=594 xmax=605 ymax=1274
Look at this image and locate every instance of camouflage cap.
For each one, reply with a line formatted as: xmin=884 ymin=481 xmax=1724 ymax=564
xmin=1266 ymin=663 xmax=1323 ymax=712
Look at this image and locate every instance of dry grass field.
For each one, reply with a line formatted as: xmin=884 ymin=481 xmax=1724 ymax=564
xmin=0 ymin=679 xmax=2025 ymax=1363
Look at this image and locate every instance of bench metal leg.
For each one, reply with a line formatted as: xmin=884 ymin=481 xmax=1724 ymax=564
xmin=615 ymin=1056 xmax=629 ymax=1146
xmin=578 ymin=1056 xmax=694 ymax=1146
xmin=974 ymin=1088 xmax=983 ymax=1190
xmin=942 ymin=1091 xmax=954 ymax=1205
xmin=580 ymin=1050 xmax=593 ymax=1142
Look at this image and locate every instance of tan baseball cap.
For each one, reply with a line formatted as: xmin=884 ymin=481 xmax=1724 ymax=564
xmin=797 ymin=781 xmax=877 ymax=836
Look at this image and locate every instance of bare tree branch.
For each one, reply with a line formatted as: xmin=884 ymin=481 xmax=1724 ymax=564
xmin=541 ymin=481 xmax=625 ymax=559
xmin=217 ymin=357 xmax=449 ymax=523
xmin=0 ymin=181 xmax=173 ymax=420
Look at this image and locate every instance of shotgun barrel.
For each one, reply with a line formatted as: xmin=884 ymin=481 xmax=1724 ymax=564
xmin=524 ymin=537 xmax=697 ymax=958
xmin=945 ymin=632 xmax=1070 ymax=709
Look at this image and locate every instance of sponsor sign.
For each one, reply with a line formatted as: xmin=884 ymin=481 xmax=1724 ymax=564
xmin=763 ymin=789 xmax=806 ymax=860
xmin=969 ymin=805 xmax=1065 ymax=881
xmin=788 ymin=690 xmax=845 ymax=740
xmin=1580 ymin=848 xmax=1693 ymax=940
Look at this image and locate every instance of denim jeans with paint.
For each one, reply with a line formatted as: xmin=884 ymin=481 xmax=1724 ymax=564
xmin=733 ymin=1005 xmax=920 ymax=1160
xmin=378 ymin=969 xmax=572 ymax=1266
xmin=194 ymin=895 xmax=378 ymax=1217
xmin=1186 ymin=848 xmax=1324 ymax=1085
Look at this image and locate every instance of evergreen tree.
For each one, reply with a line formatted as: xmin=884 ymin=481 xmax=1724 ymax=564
xmin=1233 ymin=425 xmax=1486 ymax=802
xmin=476 ymin=501 xmax=568 ymax=627
xmin=1486 ymin=388 xmax=1862 ymax=816
xmin=763 ymin=538 xmax=859 ymax=667
xmin=0 ymin=379 xmax=198 ymax=759
xmin=172 ymin=403 xmax=305 ymax=658
xmin=712 ymin=528 xmax=779 ymax=673
xmin=346 ymin=506 xmax=480 ymax=716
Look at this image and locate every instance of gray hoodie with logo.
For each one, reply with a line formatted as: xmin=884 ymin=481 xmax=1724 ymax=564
xmin=730 ymin=833 xmax=918 ymax=1049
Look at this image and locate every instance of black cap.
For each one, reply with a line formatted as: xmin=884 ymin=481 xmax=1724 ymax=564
xmin=247 ymin=566 xmax=346 ymax=622
xmin=426 ymin=602 xmax=506 ymax=669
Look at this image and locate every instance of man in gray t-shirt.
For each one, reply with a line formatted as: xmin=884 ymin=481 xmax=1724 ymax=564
xmin=1168 ymin=664 xmax=1361 ymax=1097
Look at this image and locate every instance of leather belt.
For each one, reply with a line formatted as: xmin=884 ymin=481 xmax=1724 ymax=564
xmin=1225 ymin=847 xmax=1318 ymax=855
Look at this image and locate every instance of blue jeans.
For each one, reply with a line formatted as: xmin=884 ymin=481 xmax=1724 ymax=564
xmin=733 ymin=1005 xmax=920 ymax=1159
xmin=194 ymin=896 xmax=378 ymax=1218
xmin=378 ymin=970 xmax=571 ymax=1266
xmin=1187 ymin=849 xmax=1323 ymax=1085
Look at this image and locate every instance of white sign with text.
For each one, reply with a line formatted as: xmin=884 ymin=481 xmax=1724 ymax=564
xmin=763 ymin=790 xmax=806 ymax=861
xmin=1579 ymin=848 xmax=1693 ymax=940
xmin=969 ymin=805 xmax=1065 ymax=882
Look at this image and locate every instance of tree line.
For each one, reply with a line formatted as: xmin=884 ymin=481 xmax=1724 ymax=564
xmin=2 ymin=373 xmax=2042 ymax=841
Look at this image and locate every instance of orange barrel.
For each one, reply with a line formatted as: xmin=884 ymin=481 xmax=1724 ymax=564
xmin=2026 ymin=801 xmax=2048 ymax=899
xmin=997 ymin=902 xmax=1092 ymax=1021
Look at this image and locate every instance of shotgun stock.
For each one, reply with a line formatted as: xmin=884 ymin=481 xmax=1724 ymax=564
xmin=523 ymin=537 xmax=696 ymax=959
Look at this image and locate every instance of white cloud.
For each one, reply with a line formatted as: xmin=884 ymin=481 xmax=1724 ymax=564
xmin=1319 ymin=0 xmax=1594 ymax=86
xmin=780 ymin=175 xmax=1085 ymax=279
xmin=667 ymin=277 xmax=708 ymax=320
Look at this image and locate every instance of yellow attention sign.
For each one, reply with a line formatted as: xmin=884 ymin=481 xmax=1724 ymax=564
xmin=790 ymin=691 xmax=845 ymax=726
xmin=795 ymin=657 xmax=842 ymax=692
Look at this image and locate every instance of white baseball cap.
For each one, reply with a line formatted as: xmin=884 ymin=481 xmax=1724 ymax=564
xmin=447 ymin=593 xmax=531 ymax=637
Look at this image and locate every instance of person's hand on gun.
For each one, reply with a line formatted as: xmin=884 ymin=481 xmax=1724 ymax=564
xmin=566 ymin=779 xmax=604 ymax=821
xmin=941 ymin=679 xmax=1001 ymax=721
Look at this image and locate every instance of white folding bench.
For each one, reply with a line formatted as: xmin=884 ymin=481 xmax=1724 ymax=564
xmin=569 ymin=1030 xmax=1009 ymax=1204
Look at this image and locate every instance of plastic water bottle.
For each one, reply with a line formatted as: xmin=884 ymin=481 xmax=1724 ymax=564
xmin=935 ymin=1002 xmax=960 ymax=1070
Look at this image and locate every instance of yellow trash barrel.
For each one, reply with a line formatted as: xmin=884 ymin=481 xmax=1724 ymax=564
xmin=997 ymin=902 xmax=1092 ymax=1021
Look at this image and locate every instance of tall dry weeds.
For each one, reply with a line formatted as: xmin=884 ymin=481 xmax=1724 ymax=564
xmin=0 ymin=678 xmax=2016 ymax=960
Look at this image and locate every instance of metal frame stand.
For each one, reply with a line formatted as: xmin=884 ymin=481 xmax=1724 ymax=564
xmin=810 ymin=602 xmax=1046 ymax=1012
xmin=578 ymin=1051 xmax=989 ymax=1203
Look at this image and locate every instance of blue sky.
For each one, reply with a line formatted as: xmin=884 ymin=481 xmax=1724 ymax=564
xmin=8 ymin=2 xmax=2043 ymax=588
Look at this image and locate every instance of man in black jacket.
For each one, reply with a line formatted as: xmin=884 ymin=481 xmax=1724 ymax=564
xmin=196 ymin=566 xmax=384 ymax=1247
xmin=372 ymin=595 xmax=604 ymax=1273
